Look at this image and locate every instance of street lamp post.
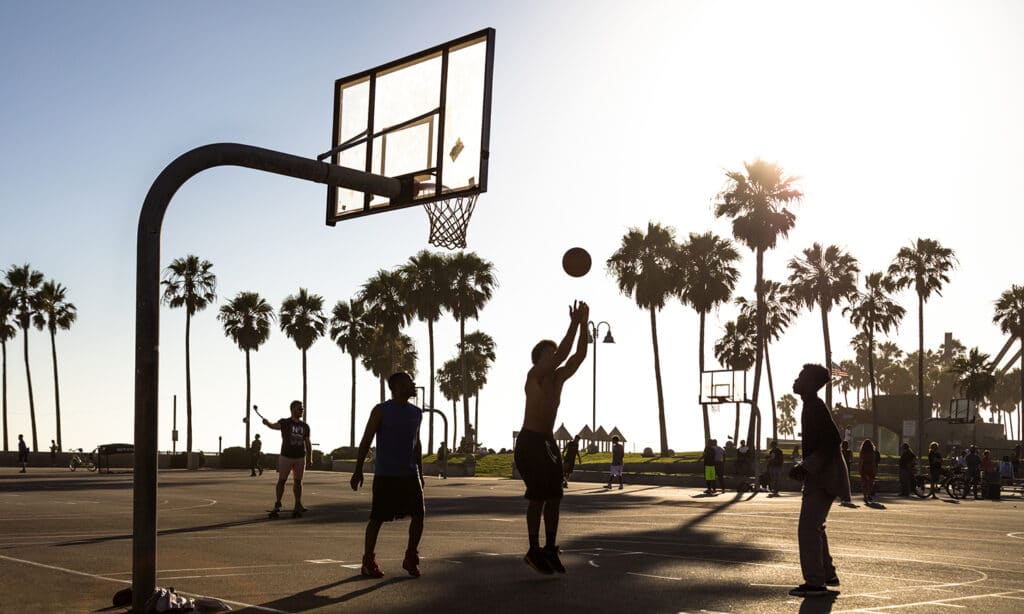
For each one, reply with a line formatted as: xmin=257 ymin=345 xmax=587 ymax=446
xmin=589 ymin=321 xmax=615 ymax=433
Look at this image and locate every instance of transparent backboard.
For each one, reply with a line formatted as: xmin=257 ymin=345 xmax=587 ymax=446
xmin=325 ymin=28 xmax=494 ymax=225
xmin=699 ymin=370 xmax=748 ymax=405
xmin=946 ymin=398 xmax=977 ymax=422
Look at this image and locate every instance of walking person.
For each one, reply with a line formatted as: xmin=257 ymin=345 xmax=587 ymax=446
xmin=50 ymin=440 xmax=58 ymax=466
xmin=562 ymin=435 xmax=582 ymax=487
xmin=604 ymin=435 xmax=624 ymax=490
xmin=437 ymin=441 xmax=448 ymax=479
xmin=767 ymin=440 xmax=784 ymax=496
xmin=18 ymin=434 xmax=29 ymax=473
xmin=515 ymin=301 xmax=589 ymax=575
xmin=714 ymin=439 xmax=726 ymax=492
xmin=250 ymin=433 xmax=263 ymax=477
xmin=351 ymin=372 xmax=426 ymax=578
xmin=789 ymin=364 xmax=849 ymax=598
xmin=838 ymin=441 xmax=856 ymax=506
xmin=964 ymin=445 xmax=981 ymax=499
xmin=927 ymin=442 xmax=942 ymax=498
xmin=859 ymin=439 xmax=877 ymax=503
xmin=699 ymin=440 xmax=717 ymax=494
xmin=898 ymin=443 xmax=916 ymax=497
xmin=262 ymin=400 xmax=312 ymax=514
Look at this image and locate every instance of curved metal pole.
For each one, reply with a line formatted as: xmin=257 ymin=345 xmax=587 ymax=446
xmin=132 ymin=143 xmax=401 ymax=610
xmin=422 ymin=408 xmax=449 ymax=476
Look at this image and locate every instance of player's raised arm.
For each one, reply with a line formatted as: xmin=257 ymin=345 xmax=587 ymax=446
xmin=557 ymin=301 xmax=590 ymax=382
xmin=531 ymin=301 xmax=583 ymax=378
xmin=263 ymin=417 xmax=282 ymax=430
xmin=352 ymin=405 xmax=383 ymax=491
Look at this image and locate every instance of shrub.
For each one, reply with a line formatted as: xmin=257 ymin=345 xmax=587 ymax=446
xmin=220 ymin=446 xmax=250 ymax=469
xmin=642 ymin=447 xmax=655 ymax=458
xmin=331 ymin=446 xmax=358 ymax=459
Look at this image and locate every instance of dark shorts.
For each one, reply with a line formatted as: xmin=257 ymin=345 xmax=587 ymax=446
xmin=515 ymin=429 xmax=563 ymax=501
xmin=370 ymin=475 xmax=424 ymax=521
xmin=18 ymin=452 xmax=28 ymax=463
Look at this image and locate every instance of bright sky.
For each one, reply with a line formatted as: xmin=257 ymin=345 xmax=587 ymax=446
xmin=2 ymin=1 xmax=1022 ymax=455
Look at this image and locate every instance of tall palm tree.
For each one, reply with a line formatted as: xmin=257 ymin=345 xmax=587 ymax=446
xmin=0 ymin=283 xmax=16 ymax=452
xmin=993 ymin=284 xmax=1024 ymax=442
xmin=675 ymin=231 xmax=740 ymax=444
xmin=715 ymin=159 xmax=802 ymax=451
xmin=446 ymin=252 xmax=496 ymax=450
xmin=330 ymin=298 xmax=372 ymax=447
xmin=992 ymin=369 xmax=1020 ymax=440
xmin=844 ymin=272 xmax=905 ymax=443
xmin=279 ymin=288 xmax=327 ymax=420
xmin=459 ymin=330 xmax=496 ymax=442
xmin=948 ymin=348 xmax=996 ymax=411
xmin=401 ymin=250 xmax=452 ymax=451
xmin=607 ymin=222 xmax=679 ymax=455
xmin=436 ymin=358 xmax=462 ymax=448
xmin=735 ymin=280 xmax=799 ymax=440
xmin=714 ymin=315 xmax=757 ymax=444
xmin=32 ymin=281 xmax=77 ymax=451
xmin=361 ymin=269 xmax=412 ymax=374
xmin=218 ymin=292 xmax=275 ymax=449
xmin=888 ymin=238 xmax=956 ymax=452
xmin=161 ymin=255 xmax=216 ymax=458
xmin=5 ymin=264 xmax=45 ymax=451
xmin=787 ymin=243 xmax=860 ymax=408
xmin=361 ymin=329 xmax=418 ymax=402
xmin=777 ymin=393 xmax=798 ymax=438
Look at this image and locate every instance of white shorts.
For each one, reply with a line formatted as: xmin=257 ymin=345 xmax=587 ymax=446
xmin=610 ymin=465 xmax=624 ymax=477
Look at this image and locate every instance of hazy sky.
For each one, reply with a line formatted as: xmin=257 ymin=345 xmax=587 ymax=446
xmin=2 ymin=1 xmax=1022 ymax=455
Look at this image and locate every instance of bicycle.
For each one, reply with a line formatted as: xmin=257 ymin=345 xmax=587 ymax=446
xmin=69 ymin=448 xmax=97 ymax=472
xmin=913 ymin=464 xmax=967 ymax=499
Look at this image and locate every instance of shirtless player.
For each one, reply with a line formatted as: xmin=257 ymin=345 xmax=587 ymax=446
xmin=515 ymin=300 xmax=589 ymax=574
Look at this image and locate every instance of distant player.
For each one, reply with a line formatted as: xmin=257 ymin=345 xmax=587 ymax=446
xmin=351 ymin=372 xmax=425 ymax=578
xmin=605 ymin=435 xmax=624 ymax=490
xmin=18 ymin=434 xmax=29 ymax=473
xmin=250 ymin=433 xmax=263 ymax=477
xmin=515 ymin=300 xmax=589 ymax=575
xmin=262 ymin=401 xmax=312 ymax=513
xmin=562 ymin=435 xmax=582 ymax=487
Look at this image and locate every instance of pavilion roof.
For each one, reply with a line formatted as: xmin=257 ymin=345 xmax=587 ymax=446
xmin=609 ymin=426 xmax=627 ymax=442
xmin=554 ymin=423 xmax=573 ymax=441
xmin=576 ymin=425 xmax=594 ymax=439
xmin=593 ymin=426 xmax=610 ymax=441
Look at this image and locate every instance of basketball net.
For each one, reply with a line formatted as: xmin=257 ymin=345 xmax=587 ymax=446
xmin=424 ymin=193 xmax=478 ymax=250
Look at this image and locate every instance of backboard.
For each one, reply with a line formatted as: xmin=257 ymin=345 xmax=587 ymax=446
xmin=324 ymin=28 xmax=495 ymax=225
xmin=947 ymin=398 xmax=977 ymax=423
xmin=699 ymin=370 xmax=748 ymax=405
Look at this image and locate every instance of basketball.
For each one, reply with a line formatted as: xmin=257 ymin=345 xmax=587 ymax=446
xmin=562 ymin=247 xmax=592 ymax=277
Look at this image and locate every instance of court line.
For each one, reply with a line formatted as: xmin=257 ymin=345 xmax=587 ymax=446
xmin=627 ymin=571 xmax=681 ymax=581
xmin=834 ymin=589 xmax=1024 ymax=612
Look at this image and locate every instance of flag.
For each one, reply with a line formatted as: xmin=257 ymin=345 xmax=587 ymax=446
xmin=830 ymin=361 xmax=849 ymax=378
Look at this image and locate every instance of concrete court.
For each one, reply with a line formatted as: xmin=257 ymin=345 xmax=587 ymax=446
xmin=0 ymin=467 xmax=1022 ymax=613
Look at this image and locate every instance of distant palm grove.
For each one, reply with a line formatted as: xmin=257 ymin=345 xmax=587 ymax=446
xmin=2 ymin=161 xmax=1022 ymax=457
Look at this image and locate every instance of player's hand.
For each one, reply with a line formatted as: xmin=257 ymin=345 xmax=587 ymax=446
xmin=306 ymin=460 xmax=313 ymax=470
xmin=577 ymin=300 xmax=589 ymax=322
xmin=350 ymin=470 xmax=364 ymax=491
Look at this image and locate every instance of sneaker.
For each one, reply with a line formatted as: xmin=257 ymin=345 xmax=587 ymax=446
xmin=542 ymin=545 xmax=566 ymax=574
xmin=788 ymin=584 xmax=831 ymax=597
xmin=825 ymin=575 xmax=840 ymax=587
xmin=603 ymin=484 xmax=612 ymax=489
xmin=273 ymin=501 xmax=282 ymax=510
xmin=361 ymin=553 xmax=384 ymax=578
xmin=295 ymin=504 xmax=308 ymax=513
xmin=524 ymin=546 xmax=554 ymax=575
xmin=402 ymin=551 xmax=421 ymax=577
xmin=619 ymin=484 xmax=624 ymax=490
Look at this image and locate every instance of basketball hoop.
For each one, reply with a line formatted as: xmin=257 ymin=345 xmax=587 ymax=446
xmin=423 ymin=192 xmax=479 ymax=250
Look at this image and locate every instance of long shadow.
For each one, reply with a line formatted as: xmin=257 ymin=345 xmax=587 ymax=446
xmin=799 ymin=591 xmax=839 ymax=613
xmin=54 ymin=518 xmax=270 ymax=547
xmin=0 ymin=475 xmax=242 ymax=494
xmin=234 ymin=575 xmax=411 ymax=613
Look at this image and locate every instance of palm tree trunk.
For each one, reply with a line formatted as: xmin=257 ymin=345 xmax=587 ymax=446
xmin=48 ymin=328 xmax=62 ymax=451
xmin=699 ymin=311 xmax=711 ymax=443
xmin=301 ymin=349 xmax=308 ymax=421
xmin=869 ymin=333 xmax=879 ymax=444
xmin=428 ymin=319 xmax=436 ymax=452
xmin=821 ymin=305 xmax=833 ymax=408
xmin=350 ymin=354 xmax=357 ymax=447
xmin=185 ymin=311 xmax=193 ymax=457
xmin=379 ymin=375 xmax=385 ymax=403
xmin=746 ymin=248 xmax=765 ymax=451
xmin=917 ymin=293 xmax=925 ymax=455
xmin=460 ymin=316 xmax=470 ymax=451
xmin=1019 ymin=346 xmax=1023 ymax=443
xmin=734 ymin=402 xmax=740 ymax=444
xmin=2 ymin=339 xmax=7 ymax=452
xmin=649 ymin=307 xmax=668 ymax=456
xmin=765 ymin=340 xmax=778 ymax=442
xmin=452 ymin=399 xmax=458 ymax=451
xmin=474 ymin=394 xmax=479 ymax=447
xmin=244 ymin=349 xmax=251 ymax=449
xmin=23 ymin=326 xmax=38 ymax=451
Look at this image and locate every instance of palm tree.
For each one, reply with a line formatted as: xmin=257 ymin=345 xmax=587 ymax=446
xmin=993 ymin=284 xmax=1024 ymax=442
xmin=888 ymin=238 xmax=957 ymax=452
xmin=787 ymin=243 xmax=860 ymax=408
xmin=361 ymin=328 xmax=418 ymax=402
xmin=715 ymin=159 xmax=802 ymax=451
xmin=714 ymin=315 xmax=757 ymax=444
xmin=218 ymin=292 xmax=275 ymax=449
xmin=459 ymin=330 xmax=496 ymax=443
xmin=675 ymin=231 xmax=740 ymax=444
xmin=161 ymin=255 xmax=216 ymax=459
xmin=992 ymin=369 xmax=1020 ymax=440
xmin=437 ymin=358 xmax=462 ymax=448
xmin=279 ymin=288 xmax=327 ymax=420
xmin=0 ymin=283 xmax=16 ymax=452
xmin=361 ymin=268 xmax=412 ymax=374
xmin=844 ymin=272 xmax=905 ymax=443
xmin=330 ymin=298 xmax=372 ymax=446
xmin=607 ymin=222 xmax=679 ymax=455
xmin=777 ymin=393 xmax=798 ymax=438
xmin=401 ymin=250 xmax=452 ymax=451
xmin=446 ymin=252 xmax=496 ymax=450
xmin=32 ymin=281 xmax=77 ymax=452
xmin=5 ymin=264 xmax=45 ymax=451
xmin=735 ymin=280 xmax=799 ymax=440
xmin=948 ymin=348 xmax=996 ymax=411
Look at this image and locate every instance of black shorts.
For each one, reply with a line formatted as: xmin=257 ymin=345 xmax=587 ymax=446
xmin=370 ymin=475 xmax=424 ymax=521
xmin=515 ymin=429 xmax=563 ymax=501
